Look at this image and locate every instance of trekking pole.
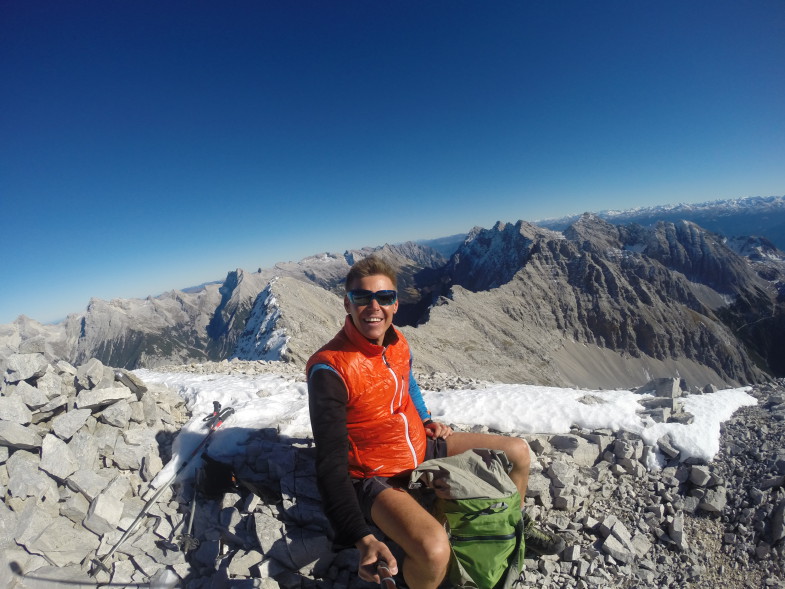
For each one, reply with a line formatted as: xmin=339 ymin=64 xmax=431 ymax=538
xmin=90 ymin=402 xmax=234 ymax=576
xmin=9 ymin=561 xmax=149 ymax=587
xmin=377 ymin=561 xmax=397 ymax=589
xmin=176 ymin=469 xmax=201 ymax=552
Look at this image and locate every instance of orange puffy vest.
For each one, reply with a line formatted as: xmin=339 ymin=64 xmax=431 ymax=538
xmin=307 ymin=316 xmax=427 ymax=479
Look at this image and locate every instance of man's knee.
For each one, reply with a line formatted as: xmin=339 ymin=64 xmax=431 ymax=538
xmin=409 ymin=528 xmax=451 ymax=570
xmin=506 ymin=437 xmax=530 ymax=470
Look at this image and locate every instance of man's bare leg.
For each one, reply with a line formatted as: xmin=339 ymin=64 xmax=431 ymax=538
xmin=444 ymin=432 xmax=531 ymax=495
xmin=371 ymin=488 xmax=450 ymax=589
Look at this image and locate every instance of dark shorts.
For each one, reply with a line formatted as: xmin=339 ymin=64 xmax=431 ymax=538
xmin=353 ymin=437 xmax=448 ymax=522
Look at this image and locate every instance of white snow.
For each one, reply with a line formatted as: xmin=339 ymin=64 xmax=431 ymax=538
xmin=137 ymin=367 xmax=757 ymax=489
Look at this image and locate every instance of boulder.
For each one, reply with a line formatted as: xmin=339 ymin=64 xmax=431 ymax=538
xmin=0 ymin=421 xmax=41 ymax=450
xmin=5 ymin=353 xmax=49 ymax=383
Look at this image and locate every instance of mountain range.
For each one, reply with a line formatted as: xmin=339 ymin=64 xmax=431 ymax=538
xmin=2 ymin=195 xmax=784 ymax=389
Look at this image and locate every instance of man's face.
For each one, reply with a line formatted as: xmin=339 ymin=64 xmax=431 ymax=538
xmin=344 ymin=274 xmax=399 ymax=346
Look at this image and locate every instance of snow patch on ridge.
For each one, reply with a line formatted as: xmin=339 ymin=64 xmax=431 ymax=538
xmin=232 ymin=278 xmax=289 ymax=361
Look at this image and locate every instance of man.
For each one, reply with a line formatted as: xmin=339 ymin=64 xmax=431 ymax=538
xmin=307 ymin=256 xmax=563 ymax=589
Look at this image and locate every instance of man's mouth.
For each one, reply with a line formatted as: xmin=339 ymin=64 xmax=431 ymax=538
xmin=364 ymin=317 xmax=383 ymax=323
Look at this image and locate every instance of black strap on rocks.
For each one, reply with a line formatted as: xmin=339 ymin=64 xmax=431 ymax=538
xmin=90 ymin=401 xmax=235 ymax=576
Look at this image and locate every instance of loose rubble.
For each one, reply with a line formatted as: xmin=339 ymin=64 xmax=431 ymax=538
xmin=1 ymin=355 xmax=783 ymax=588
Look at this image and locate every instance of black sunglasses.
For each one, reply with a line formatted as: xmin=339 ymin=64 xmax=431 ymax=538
xmin=347 ymin=289 xmax=398 ymax=306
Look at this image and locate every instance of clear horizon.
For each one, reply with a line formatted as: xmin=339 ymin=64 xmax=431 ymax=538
xmin=3 ymin=1 xmax=784 ymax=325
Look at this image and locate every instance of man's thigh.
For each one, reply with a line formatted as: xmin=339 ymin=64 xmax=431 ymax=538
xmin=445 ymin=431 xmax=528 ymax=459
xmin=370 ymin=488 xmax=448 ymax=556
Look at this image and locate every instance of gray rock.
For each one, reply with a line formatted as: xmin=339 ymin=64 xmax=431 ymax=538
xmin=0 ymin=500 xmax=18 ymax=549
xmin=140 ymin=449 xmax=164 ymax=482
xmin=668 ymin=512 xmax=687 ymax=550
xmin=526 ymin=471 xmax=553 ymax=508
xmin=35 ymin=369 xmax=65 ymax=399
xmin=114 ymin=368 xmax=148 ymax=400
xmin=51 ymin=408 xmax=92 ymax=440
xmin=689 ymin=464 xmax=712 ymax=487
xmin=5 ymin=353 xmax=49 ymax=382
xmin=67 ymin=468 xmax=112 ymax=501
xmin=76 ymin=358 xmax=107 ymax=390
xmin=601 ymin=534 xmax=635 ymax=564
xmin=253 ymin=511 xmax=284 ymax=554
xmin=0 ymin=420 xmax=41 ymax=450
xmin=227 ymin=548 xmax=264 ymax=577
xmin=68 ymin=430 xmax=100 ymax=470
xmin=93 ymin=421 xmax=121 ymax=457
xmin=613 ymin=439 xmax=635 ymax=460
xmin=657 ymin=435 xmax=680 ymax=459
xmin=20 ymin=513 xmax=101 ymax=567
xmin=636 ymin=377 xmax=682 ymax=398
xmin=770 ymin=499 xmax=785 ymax=545
xmin=547 ymin=459 xmax=577 ymax=488
xmin=37 ymin=393 xmax=69 ymax=414
xmin=0 ymin=394 xmax=33 ymax=424
xmin=526 ymin=435 xmax=552 ymax=456
xmin=643 ymin=407 xmax=671 ymax=423
xmin=39 ymin=433 xmax=80 ymax=480
xmin=698 ymin=486 xmax=727 ymax=513
xmin=285 ymin=526 xmax=334 ymax=569
xmin=54 ymin=360 xmax=78 ymax=376
xmin=75 ymin=385 xmax=134 ymax=410
xmin=550 ymin=434 xmax=600 ymax=467
xmin=100 ymin=399 xmax=133 ymax=428
xmin=630 ymin=533 xmax=653 ymax=557
xmin=563 ymin=545 xmax=581 ymax=562
xmin=60 ymin=489 xmax=90 ymax=523
xmin=84 ymin=492 xmax=125 ymax=536
xmin=12 ymin=380 xmax=50 ymax=409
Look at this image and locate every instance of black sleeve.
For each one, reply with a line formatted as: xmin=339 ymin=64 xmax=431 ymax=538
xmin=308 ymin=368 xmax=372 ymax=547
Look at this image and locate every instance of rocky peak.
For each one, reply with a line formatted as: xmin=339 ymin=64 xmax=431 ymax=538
xmin=448 ymin=220 xmax=560 ymax=291
xmin=638 ymin=221 xmax=765 ymax=295
xmin=563 ymin=213 xmax=622 ymax=252
xmin=232 ymin=277 xmax=345 ymax=364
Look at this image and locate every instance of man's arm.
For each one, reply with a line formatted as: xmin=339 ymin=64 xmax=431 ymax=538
xmin=408 ymin=369 xmax=431 ymax=421
xmin=307 ymin=366 xmax=372 ymax=546
xmin=308 ymin=367 xmax=398 ymax=579
xmin=409 ymin=368 xmax=453 ymax=439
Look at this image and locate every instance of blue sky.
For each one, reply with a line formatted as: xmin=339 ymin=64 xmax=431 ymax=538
xmin=2 ymin=1 xmax=784 ymax=325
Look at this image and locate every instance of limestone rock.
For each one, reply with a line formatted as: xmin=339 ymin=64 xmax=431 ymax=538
xmin=5 ymin=353 xmax=49 ymax=382
xmin=0 ymin=421 xmax=41 ymax=450
xmin=75 ymin=385 xmax=133 ymax=410
xmin=51 ymin=408 xmax=92 ymax=440
xmin=39 ymin=434 xmax=79 ymax=480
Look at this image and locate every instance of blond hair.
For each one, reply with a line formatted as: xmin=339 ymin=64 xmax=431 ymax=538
xmin=345 ymin=256 xmax=398 ymax=291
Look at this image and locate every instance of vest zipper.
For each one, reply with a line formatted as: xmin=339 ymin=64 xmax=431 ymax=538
xmin=383 ymin=349 xmax=418 ymax=468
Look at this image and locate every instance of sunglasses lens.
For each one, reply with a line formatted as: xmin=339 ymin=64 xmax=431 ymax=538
xmin=348 ymin=290 xmax=397 ymax=306
xmin=375 ymin=291 xmax=397 ymax=305
xmin=349 ymin=290 xmax=373 ymax=305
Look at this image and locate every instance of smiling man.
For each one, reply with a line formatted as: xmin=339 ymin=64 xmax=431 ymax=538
xmin=306 ymin=256 xmax=563 ymax=589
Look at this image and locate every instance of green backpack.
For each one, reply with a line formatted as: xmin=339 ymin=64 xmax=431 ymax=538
xmin=409 ymin=448 xmax=526 ymax=589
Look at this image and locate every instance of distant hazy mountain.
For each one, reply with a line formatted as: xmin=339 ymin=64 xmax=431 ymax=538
xmin=538 ymin=195 xmax=785 ymax=250
xmin=2 ymin=195 xmax=784 ymax=388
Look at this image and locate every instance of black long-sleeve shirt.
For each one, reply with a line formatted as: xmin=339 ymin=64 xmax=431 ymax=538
xmin=308 ymin=368 xmax=373 ymax=546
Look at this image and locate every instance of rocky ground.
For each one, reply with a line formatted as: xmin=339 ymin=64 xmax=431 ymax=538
xmin=1 ymin=355 xmax=783 ymax=588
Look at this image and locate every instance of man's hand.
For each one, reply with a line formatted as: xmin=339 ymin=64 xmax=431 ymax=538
xmin=424 ymin=420 xmax=453 ymax=439
xmin=356 ymin=535 xmax=398 ymax=583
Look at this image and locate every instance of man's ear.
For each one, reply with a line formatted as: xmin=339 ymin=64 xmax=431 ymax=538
xmin=344 ymin=296 xmax=351 ymax=314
